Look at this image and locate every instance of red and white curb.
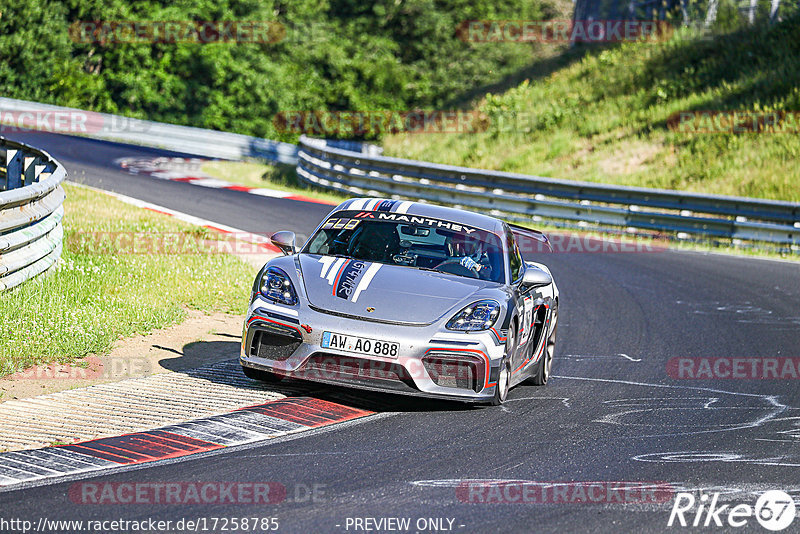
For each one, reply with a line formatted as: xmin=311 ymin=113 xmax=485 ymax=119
xmin=0 ymin=393 xmax=373 ymax=488
xmin=116 ymin=156 xmax=335 ymax=205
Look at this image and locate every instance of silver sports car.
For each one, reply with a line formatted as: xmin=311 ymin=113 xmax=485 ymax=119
xmin=241 ymin=198 xmax=559 ymax=404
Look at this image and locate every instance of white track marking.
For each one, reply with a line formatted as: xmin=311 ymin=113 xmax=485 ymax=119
xmin=506 ymin=396 xmax=571 ymax=408
xmin=183 ymin=178 xmax=231 ymax=188
xmin=632 ymin=451 xmax=800 ymax=468
xmin=552 ymin=374 xmax=789 ymax=440
xmin=248 ymin=188 xmax=292 ymax=198
xmin=562 ymin=353 xmax=641 ymax=362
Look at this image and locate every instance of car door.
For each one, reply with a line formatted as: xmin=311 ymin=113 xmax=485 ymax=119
xmin=504 ymin=225 xmax=531 ymax=370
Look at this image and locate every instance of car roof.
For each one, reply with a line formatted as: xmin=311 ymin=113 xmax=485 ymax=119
xmin=333 ymin=198 xmax=506 ymax=234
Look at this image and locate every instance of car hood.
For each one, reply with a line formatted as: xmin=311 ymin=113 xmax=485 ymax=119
xmin=298 ymin=254 xmax=498 ymax=324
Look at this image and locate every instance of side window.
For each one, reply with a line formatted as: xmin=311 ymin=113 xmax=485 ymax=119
xmin=505 ymin=228 xmax=523 ymax=282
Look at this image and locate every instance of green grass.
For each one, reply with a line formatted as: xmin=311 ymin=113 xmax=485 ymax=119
xmin=0 ymin=184 xmax=253 ymax=377
xmin=382 ymin=17 xmax=800 ymax=202
xmin=201 ymin=160 xmax=345 ymax=205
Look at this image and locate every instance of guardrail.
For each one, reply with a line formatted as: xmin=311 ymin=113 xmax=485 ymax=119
xmin=0 ymin=137 xmax=66 ymax=291
xmin=297 ymin=135 xmax=800 ymax=247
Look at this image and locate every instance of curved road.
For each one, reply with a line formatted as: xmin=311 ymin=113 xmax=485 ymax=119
xmin=2 ymin=132 xmax=799 ymax=533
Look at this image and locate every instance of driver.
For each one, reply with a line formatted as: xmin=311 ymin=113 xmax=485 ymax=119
xmin=450 ymin=233 xmax=491 ymax=277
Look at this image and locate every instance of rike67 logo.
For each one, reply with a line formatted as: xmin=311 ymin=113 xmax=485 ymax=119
xmin=668 ymin=490 xmax=796 ymax=531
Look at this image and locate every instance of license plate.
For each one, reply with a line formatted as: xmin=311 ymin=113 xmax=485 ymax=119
xmin=321 ymin=332 xmax=399 ymax=358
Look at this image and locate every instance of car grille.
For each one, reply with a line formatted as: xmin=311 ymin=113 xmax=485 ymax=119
xmin=295 ymin=353 xmax=418 ymax=393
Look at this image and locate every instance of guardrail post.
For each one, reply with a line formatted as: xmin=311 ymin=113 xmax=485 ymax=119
xmin=5 ymin=149 xmax=23 ymax=190
xmin=23 ymin=155 xmax=40 ymax=186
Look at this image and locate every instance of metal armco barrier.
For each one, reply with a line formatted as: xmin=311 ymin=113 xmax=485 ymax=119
xmin=0 ymin=137 xmax=66 ymax=291
xmin=296 ymin=135 xmax=800 ymax=247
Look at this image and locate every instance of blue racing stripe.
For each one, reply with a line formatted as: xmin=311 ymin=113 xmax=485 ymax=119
xmin=377 ymin=199 xmax=397 ymax=212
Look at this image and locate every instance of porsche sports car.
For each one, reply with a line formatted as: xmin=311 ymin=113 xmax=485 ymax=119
xmin=241 ymin=198 xmax=559 ymax=404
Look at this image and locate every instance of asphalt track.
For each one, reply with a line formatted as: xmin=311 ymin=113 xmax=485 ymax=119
xmin=1 ymin=132 xmax=799 ymax=533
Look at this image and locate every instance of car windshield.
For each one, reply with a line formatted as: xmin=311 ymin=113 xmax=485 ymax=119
xmin=303 ymin=211 xmax=505 ymax=283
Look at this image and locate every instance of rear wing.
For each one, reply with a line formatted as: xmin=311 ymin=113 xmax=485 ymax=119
xmin=509 ymin=223 xmax=552 ymax=252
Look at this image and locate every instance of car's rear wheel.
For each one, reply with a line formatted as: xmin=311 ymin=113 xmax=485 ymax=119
xmin=242 ymin=365 xmax=283 ymax=383
xmin=490 ymin=326 xmax=515 ymax=406
xmin=528 ymin=305 xmax=557 ymax=386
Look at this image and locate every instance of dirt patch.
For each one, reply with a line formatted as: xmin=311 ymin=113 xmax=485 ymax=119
xmin=0 ymin=310 xmax=244 ymax=403
xmin=597 ymin=140 xmax=663 ymax=176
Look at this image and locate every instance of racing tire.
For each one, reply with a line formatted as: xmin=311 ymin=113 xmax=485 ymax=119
xmin=528 ymin=305 xmax=557 ymax=386
xmin=490 ymin=326 xmax=515 ymax=406
xmin=242 ymin=364 xmax=284 ymax=383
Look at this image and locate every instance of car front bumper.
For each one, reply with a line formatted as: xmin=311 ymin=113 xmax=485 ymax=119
xmin=240 ymin=296 xmax=506 ymax=402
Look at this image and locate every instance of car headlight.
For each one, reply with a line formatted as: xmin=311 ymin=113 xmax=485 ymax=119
xmin=259 ymin=267 xmax=298 ymax=306
xmin=446 ymin=300 xmax=501 ymax=332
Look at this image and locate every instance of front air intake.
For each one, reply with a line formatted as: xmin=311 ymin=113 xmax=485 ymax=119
xmin=422 ymin=353 xmax=483 ymax=392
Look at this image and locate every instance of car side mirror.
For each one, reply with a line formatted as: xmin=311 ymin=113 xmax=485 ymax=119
xmin=270 ymin=231 xmax=296 ymax=256
xmin=521 ymin=265 xmax=552 ymax=288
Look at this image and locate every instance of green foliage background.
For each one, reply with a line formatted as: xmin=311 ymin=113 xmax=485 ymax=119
xmin=0 ymin=0 xmax=552 ymax=141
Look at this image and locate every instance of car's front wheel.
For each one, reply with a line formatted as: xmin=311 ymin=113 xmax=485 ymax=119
xmin=242 ymin=365 xmax=283 ymax=383
xmin=528 ymin=305 xmax=557 ymax=386
xmin=490 ymin=326 xmax=515 ymax=406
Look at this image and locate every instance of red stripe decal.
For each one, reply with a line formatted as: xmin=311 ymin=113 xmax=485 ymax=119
xmin=247 ymin=315 xmax=303 ymax=336
xmin=332 ymin=260 xmax=351 ymax=296
xmin=490 ymin=327 xmax=507 ymax=343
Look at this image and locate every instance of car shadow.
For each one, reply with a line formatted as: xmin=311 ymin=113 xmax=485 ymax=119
xmin=160 ymin=340 xmax=477 ymax=414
